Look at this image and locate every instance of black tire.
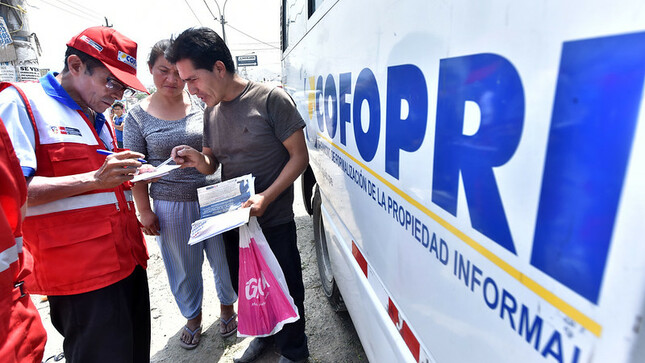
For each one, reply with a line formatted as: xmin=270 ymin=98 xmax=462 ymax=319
xmin=312 ymin=185 xmax=346 ymax=312
xmin=301 ymin=166 xmax=315 ymax=216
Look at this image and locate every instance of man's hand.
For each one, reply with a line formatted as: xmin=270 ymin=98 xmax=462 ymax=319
xmin=237 ymin=129 xmax=308 ymax=219
xmin=139 ymin=209 xmax=160 ymax=236
xmin=243 ymin=193 xmax=270 ymax=217
xmin=94 ymin=150 xmax=145 ymax=189
xmin=26 ymin=150 xmax=148 ymax=207
xmin=171 ymin=145 xmax=217 ymax=175
xmin=171 ymin=145 xmax=201 ymax=168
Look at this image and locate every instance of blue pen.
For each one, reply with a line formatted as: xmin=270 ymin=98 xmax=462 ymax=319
xmin=96 ymin=149 xmax=147 ymax=163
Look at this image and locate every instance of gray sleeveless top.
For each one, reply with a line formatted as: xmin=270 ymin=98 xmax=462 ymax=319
xmin=124 ymin=96 xmax=219 ymax=201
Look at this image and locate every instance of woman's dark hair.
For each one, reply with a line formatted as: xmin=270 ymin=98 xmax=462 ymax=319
xmin=166 ymin=27 xmax=235 ymax=73
xmin=62 ymin=47 xmax=103 ymax=74
xmin=147 ymin=39 xmax=171 ymax=68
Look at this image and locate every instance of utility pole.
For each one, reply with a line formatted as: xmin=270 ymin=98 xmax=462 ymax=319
xmin=214 ymin=0 xmax=229 ymax=44
xmin=0 ymin=0 xmax=40 ymax=82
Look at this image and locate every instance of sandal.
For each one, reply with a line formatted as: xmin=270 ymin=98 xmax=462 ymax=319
xmin=179 ymin=325 xmax=202 ymax=350
xmin=220 ymin=312 xmax=238 ymax=337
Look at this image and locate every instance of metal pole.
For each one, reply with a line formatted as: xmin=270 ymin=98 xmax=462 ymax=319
xmin=213 ymin=0 xmax=229 ymax=44
xmin=0 ymin=0 xmax=40 ymax=81
xmin=220 ymin=14 xmax=226 ymax=44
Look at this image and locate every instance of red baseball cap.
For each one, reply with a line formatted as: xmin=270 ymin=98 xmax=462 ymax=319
xmin=66 ymin=26 xmax=148 ymax=93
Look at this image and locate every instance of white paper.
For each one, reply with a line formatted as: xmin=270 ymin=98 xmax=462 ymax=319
xmin=197 ymin=174 xmax=255 ymax=218
xmin=188 ymin=174 xmax=255 ymax=244
xmin=188 ymin=207 xmax=251 ymax=245
xmin=131 ymin=164 xmax=182 ymax=183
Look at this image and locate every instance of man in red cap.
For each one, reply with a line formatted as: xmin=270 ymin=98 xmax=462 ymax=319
xmin=0 ymin=26 xmax=151 ymax=362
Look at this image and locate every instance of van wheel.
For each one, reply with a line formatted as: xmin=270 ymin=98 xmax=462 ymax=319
xmin=301 ymin=166 xmax=315 ymax=216
xmin=312 ymin=186 xmax=346 ymax=312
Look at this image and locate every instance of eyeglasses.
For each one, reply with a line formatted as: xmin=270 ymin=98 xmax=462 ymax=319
xmin=105 ymin=77 xmax=136 ymax=97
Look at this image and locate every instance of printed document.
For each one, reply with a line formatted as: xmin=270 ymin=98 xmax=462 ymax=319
xmin=188 ymin=174 xmax=254 ymax=245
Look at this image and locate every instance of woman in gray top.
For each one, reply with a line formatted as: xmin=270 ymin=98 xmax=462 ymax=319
xmin=124 ymin=40 xmax=238 ymax=350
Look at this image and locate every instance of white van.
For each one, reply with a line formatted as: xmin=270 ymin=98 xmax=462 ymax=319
xmin=280 ymin=1 xmax=645 ymax=362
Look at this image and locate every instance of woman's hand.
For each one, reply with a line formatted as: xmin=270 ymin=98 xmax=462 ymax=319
xmin=139 ymin=209 xmax=160 ymax=236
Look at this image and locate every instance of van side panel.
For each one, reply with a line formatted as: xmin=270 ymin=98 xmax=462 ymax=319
xmin=282 ymin=0 xmax=645 ymax=362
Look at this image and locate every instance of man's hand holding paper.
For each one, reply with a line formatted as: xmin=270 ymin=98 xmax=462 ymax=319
xmin=188 ymin=174 xmax=255 ymax=245
xmin=171 ymin=144 xmax=201 ymax=167
xmin=171 ymin=144 xmax=219 ymax=175
xmin=242 ymin=193 xmax=269 ymax=217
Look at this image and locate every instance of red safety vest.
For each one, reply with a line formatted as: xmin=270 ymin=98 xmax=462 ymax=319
xmin=0 ymin=119 xmax=46 ymax=363
xmin=0 ymin=82 xmax=148 ymax=296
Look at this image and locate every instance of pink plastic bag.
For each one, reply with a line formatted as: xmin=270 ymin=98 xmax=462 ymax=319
xmin=237 ymin=217 xmax=300 ymax=337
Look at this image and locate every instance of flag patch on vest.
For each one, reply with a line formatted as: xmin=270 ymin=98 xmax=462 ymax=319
xmin=50 ymin=126 xmax=82 ymax=137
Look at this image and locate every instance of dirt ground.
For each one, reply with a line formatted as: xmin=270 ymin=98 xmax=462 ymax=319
xmin=34 ymin=178 xmax=367 ymax=363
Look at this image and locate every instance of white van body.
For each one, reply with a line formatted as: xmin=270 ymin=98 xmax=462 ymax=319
xmin=280 ymin=1 xmax=645 ymax=362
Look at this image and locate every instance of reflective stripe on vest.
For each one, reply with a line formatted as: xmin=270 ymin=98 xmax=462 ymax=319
xmin=26 ymin=192 xmax=119 ymax=217
xmin=124 ymin=189 xmax=133 ymax=202
xmin=25 ymin=190 xmax=134 ymax=217
xmin=0 ymin=240 xmax=19 ymax=273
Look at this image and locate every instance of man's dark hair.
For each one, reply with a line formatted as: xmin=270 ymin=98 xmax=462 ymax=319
xmin=62 ymin=46 xmax=104 ymax=74
xmin=112 ymin=102 xmax=124 ymax=109
xmin=148 ymin=39 xmax=171 ymax=68
xmin=166 ymin=28 xmax=235 ymax=73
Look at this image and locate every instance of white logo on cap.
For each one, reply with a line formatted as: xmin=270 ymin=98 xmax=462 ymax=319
xmin=117 ymin=51 xmax=137 ymax=69
xmin=80 ymin=35 xmax=103 ymax=52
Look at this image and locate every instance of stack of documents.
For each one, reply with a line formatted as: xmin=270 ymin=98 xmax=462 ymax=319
xmin=188 ymin=174 xmax=254 ymax=245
